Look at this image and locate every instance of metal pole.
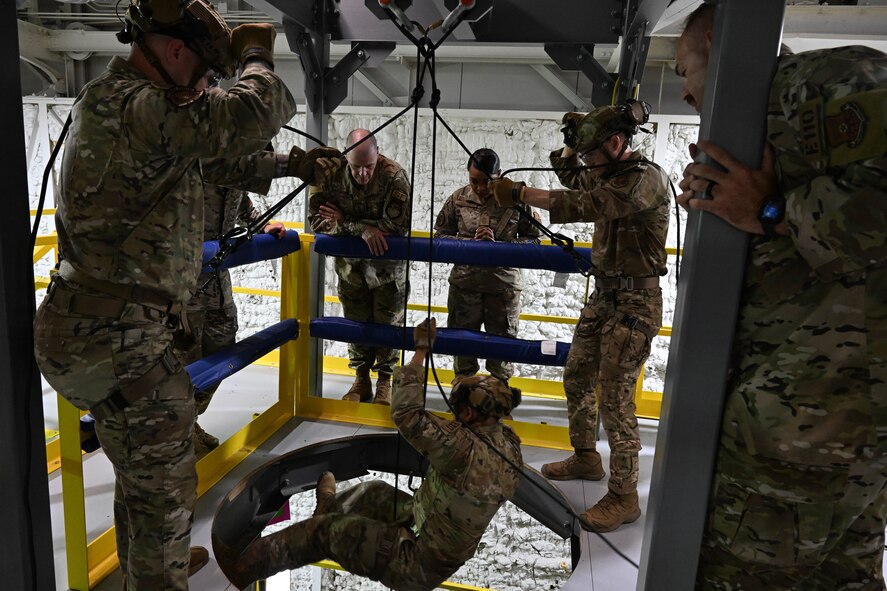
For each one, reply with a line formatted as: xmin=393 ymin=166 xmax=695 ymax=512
xmin=305 ymin=0 xmax=330 ymax=398
xmin=0 ymin=0 xmax=56 ymax=587
xmin=637 ymin=1 xmax=785 ymax=589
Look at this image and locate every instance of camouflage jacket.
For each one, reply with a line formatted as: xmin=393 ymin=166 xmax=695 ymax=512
xmin=548 ymin=150 xmax=670 ymax=278
xmin=56 ymin=57 xmax=296 ymax=303
xmin=188 ymin=183 xmax=265 ymax=313
xmin=391 ymin=364 xmax=522 ymax=568
xmin=307 ymin=155 xmax=411 ymax=289
xmin=721 ymin=46 xmax=887 ymax=467
xmin=434 ymin=185 xmax=541 ymax=293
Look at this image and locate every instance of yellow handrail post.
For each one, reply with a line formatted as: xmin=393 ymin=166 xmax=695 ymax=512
xmin=58 ymin=396 xmax=91 ymax=590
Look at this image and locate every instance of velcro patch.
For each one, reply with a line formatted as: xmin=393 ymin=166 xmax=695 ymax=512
xmin=824 ymin=89 xmax=886 ymax=167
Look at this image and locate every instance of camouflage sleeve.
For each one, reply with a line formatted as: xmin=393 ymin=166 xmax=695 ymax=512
xmin=548 ymin=165 xmax=667 ymax=224
xmin=391 ymin=364 xmax=474 ymax=474
xmin=306 ymin=185 xmax=337 ymax=234
xmin=202 ymin=151 xmax=279 ymax=194
xmin=364 ymin=171 xmax=411 ymax=236
xmin=515 ymin=205 xmax=542 ymax=244
xmin=550 ymin=148 xmax=584 ymax=189
xmin=236 ymin=194 xmax=263 ymax=227
xmin=433 ymin=191 xmax=459 ymax=237
xmin=126 ymin=63 xmax=296 ymax=159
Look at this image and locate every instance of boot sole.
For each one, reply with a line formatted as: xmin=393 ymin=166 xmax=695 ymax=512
xmin=579 ymin=509 xmax=642 ymax=533
xmin=541 ymin=469 xmax=605 ymax=482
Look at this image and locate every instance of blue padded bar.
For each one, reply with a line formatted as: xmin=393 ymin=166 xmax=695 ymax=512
xmin=313 ymin=235 xmax=592 ymax=274
xmin=80 ymin=319 xmax=299 ymax=451
xmin=186 ymin=318 xmax=299 ymax=391
xmin=202 ymin=231 xmax=301 ymax=272
xmin=310 ymin=317 xmax=570 ymax=366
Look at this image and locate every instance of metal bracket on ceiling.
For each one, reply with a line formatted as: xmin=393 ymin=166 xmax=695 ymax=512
xmin=324 ymin=41 xmax=395 ymax=112
xmin=545 ymin=44 xmax=617 ymax=108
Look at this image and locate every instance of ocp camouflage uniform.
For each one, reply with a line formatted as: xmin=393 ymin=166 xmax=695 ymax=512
xmin=236 ymin=362 xmax=523 ymax=590
xmin=434 ymin=185 xmax=541 ymax=380
xmin=696 ymin=46 xmax=887 ymax=591
xmin=307 ymin=155 xmax=411 ymax=378
xmin=175 ymin=184 xmax=264 ymax=413
xmin=548 ymin=150 xmax=670 ymax=494
xmin=33 ymin=56 xmax=295 ymax=590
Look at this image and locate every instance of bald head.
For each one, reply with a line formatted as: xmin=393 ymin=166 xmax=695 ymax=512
xmin=345 ymin=128 xmax=380 ymax=186
xmin=674 ymin=4 xmax=715 ymax=113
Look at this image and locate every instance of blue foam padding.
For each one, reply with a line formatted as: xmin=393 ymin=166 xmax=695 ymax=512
xmin=310 ymin=317 xmax=570 ymax=366
xmin=81 ymin=319 xmax=299 ymax=451
xmin=202 ymin=231 xmax=301 ymax=272
xmin=313 ymin=235 xmax=592 ymax=274
xmin=186 ymin=318 xmax=299 ymax=391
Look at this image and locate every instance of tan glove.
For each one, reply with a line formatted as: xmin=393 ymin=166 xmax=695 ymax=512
xmin=230 ymin=23 xmax=276 ymax=68
xmin=561 ymin=111 xmax=584 ymax=149
xmin=287 ymin=146 xmax=342 ymax=180
xmin=414 ymin=317 xmax=437 ymax=350
xmin=489 ymin=178 xmax=526 ymax=208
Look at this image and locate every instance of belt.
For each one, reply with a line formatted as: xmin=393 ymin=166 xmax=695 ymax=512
xmin=595 ymin=276 xmax=659 ymax=291
xmin=90 ymin=348 xmax=183 ymax=421
xmin=57 ymin=260 xmax=181 ymax=316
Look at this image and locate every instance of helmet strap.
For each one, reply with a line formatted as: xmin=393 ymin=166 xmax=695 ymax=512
xmin=137 ymin=38 xmax=179 ymax=86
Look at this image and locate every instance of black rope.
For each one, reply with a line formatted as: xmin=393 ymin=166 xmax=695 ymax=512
xmin=32 ymin=113 xmax=72 ymax=248
xmin=282 ymin=124 xmax=325 ymax=148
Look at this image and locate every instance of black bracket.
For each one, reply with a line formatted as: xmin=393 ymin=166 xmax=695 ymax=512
xmin=324 ymin=41 xmax=395 ymax=112
xmin=545 ymin=43 xmax=617 ymax=108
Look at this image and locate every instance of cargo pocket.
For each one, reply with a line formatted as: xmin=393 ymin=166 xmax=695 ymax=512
xmin=34 ymin=329 xmax=117 ymax=410
xmin=601 ymin=316 xmax=652 ymax=372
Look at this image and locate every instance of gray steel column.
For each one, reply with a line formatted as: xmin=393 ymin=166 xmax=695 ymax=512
xmin=637 ymin=1 xmax=785 ymax=589
xmin=304 ymin=1 xmax=330 ymax=398
xmin=0 ymin=0 xmax=56 ymax=588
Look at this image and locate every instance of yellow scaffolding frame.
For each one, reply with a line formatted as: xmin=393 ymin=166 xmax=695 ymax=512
xmin=38 ymin=230 xmax=676 ymax=589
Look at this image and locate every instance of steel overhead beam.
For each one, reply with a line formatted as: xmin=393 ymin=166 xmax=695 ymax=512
xmin=544 ymin=44 xmax=615 ymax=108
xmin=354 ymin=70 xmax=398 ymax=106
xmin=615 ymin=0 xmax=671 ymax=101
xmin=637 ymin=1 xmax=786 ymax=589
xmin=530 ymin=65 xmax=591 ymax=111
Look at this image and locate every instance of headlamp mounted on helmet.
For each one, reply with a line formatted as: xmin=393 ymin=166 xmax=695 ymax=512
xmin=449 ymin=376 xmax=521 ymax=420
xmin=574 ymin=99 xmax=653 ymax=154
xmin=117 ymin=0 xmax=236 ymax=79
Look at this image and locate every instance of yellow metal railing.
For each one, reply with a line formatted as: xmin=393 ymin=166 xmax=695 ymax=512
xmin=37 ymin=227 xmax=677 ymax=589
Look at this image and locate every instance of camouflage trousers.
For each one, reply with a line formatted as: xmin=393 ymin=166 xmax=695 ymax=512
xmin=447 ymin=286 xmax=521 ymax=381
xmin=696 ymin=446 xmax=887 ymax=590
xmin=563 ymin=287 xmax=661 ymax=495
xmin=338 ymin=279 xmax=407 ymax=378
xmin=246 ymin=481 xmax=457 ymax=591
xmin=34 ymin=287 xmax=197 ymax=591
xmin=174 ymin=302 xmax=238 ymax=414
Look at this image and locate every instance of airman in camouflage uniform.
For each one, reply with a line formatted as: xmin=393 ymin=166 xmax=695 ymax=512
xmin=677 ymin=6 xmax=887 ymax=589
xmin=434 ymin=148 xmax=541 ymax=382
xmin=32 ymin=3 xmax=298 ymax=588
xmin=216 ymin=318 xmax=523 ymax=591
xmin=174 ymin=181 xmax=287 ymax=457
xmin=307 ymin=129 xmax=411 ymax=405
xmin=491 ymin=104 xmax=670 ymax=532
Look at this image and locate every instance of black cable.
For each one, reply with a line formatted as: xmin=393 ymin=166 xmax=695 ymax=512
xmin=31 ymin=113 xmax=72 ymax=248
xmin=282 ymin=124 xmax=325 ymax=148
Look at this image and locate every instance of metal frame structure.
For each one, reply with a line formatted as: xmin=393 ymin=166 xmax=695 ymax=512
xmin=0 ymin=1 xmax=55 ymax=589
xmin=638 ymin=1 xmax=787 ymax=588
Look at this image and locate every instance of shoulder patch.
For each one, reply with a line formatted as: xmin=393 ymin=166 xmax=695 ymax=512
xmin=166 ymin=86 xmax=205 ymax=107
xmin=386 ymin=200 xmax=404 ymax=220
xmin=823 ymin=89 xmax=886 ymax=167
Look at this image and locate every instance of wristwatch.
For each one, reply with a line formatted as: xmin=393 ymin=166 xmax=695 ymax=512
xmin=758 ymin=195 xmax=786 ymax=238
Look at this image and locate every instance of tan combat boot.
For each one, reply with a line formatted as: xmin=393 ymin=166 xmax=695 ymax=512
xmin=580 ymin=490 xmax=641 ymax=533
xmin=313 ymin=471 xmax=337 ymax=516
xmin=373 ymin=375 xmax=392 ymax=405
xmin=342 ymin=368 xmax=373 ymax=402
xmin=193 ymin=423 xmax=219 ymax=459
xmin=188 ymin=546 xmax=209 ymax=576
xmin=541 ymin=450 xmax=605 ymax=481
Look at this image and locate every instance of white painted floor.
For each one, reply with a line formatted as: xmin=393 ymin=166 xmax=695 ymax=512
xmin=42 ymin=365 xmax=684 ymax=591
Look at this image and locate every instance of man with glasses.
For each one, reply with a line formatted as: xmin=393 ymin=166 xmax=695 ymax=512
xmin=306 ymin=129 xmax=411 ymax=405
xmin=489 ymin=104 xmax=670 ymax=532
xmin=434 ymin=148 xmax=541 ymax=384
